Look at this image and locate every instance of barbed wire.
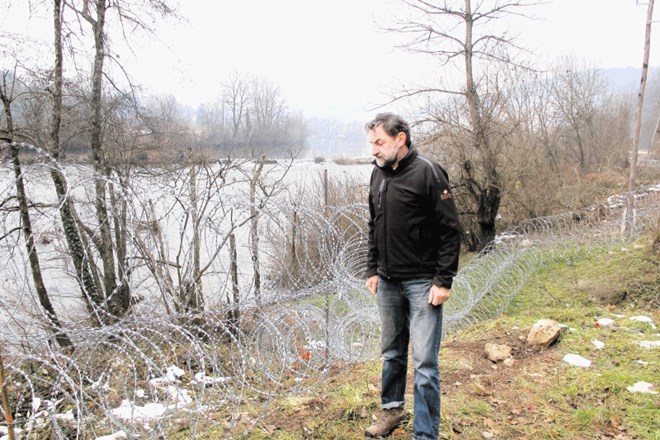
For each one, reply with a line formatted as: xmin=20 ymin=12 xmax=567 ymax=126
xmin=0 ymin=144 xmax=658 ymax=439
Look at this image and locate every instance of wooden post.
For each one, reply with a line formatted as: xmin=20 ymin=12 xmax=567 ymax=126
xmin=323 ymin=168 xmax=330 ymax=365
xmin=625 ymin=0 xmax=655 ymax=235
xmin=0 ymin=353 xmax=15 ymax=440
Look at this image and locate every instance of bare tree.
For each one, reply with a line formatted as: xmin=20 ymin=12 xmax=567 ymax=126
xmin=383 ymin=0 xmax=541 ymax=251
xmin=48 ymin=0 xmax=109 ymax=324
xmin=548 ymin=57 xmax=628 ymax=172
xmin=494 ymin=63 xmax=630 ymax=224
xmin=79 ymin=0 xmax=126 ymax=317
xmin=196 ymin=99 xmax=227 ymax=147
xmin=223 ymin=71 xmax=250 ymax=142
xmin=0 ymin=66 xmax=73 ymax=350
xmin=48 ymin=0 xmax=178 ymax=321
xmin=250 ymin=77 xmax=287 ymax=151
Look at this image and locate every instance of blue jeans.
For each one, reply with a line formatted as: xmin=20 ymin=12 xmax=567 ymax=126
xmin=377 ymin=277 xmax=443 ymax=440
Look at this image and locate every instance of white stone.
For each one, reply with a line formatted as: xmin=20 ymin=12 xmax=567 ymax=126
xmin=596 ymin=318 xmax=615 ymax=329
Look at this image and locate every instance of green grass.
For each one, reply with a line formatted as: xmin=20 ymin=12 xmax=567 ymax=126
xmin=164 ymin=235 xmax=660 ymax=439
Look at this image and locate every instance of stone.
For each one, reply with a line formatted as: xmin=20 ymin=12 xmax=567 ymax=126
xmin=526 ymin=319 xmax=562 ymax=347
xmin=595 ymin=317 xmax=616 ymax=329
xmin=484 ymin=343 xmax=512 ymax=362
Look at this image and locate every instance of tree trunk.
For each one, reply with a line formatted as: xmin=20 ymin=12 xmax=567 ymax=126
xmin=1 ymin=76 xmax=73 ymax=350
xmin=50 ymin=0 xmax=103 ymax=325
xmin=625 ymin=0 xmax=655 ymax=235
xmin=88 ymin=0 xmax=121 ymax=317
xmin=477 ymin=182 xmax=501 ymax=249
xmin=188 ymin=160 xmax=203 ymax=311
xmin=463 ymin=0 xmax=502 ymax=251
xmin=228 ymin=231 xmax=240 ymax=336
xmin=110 ymin=175 xmax=131 ymax=312
xmin=250 ymin=156 xmax=265 ymax=307
xmin=9 ymin=144 xmax=73 ymax=349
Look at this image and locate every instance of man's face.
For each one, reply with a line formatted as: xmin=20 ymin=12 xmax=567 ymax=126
xmin=369 ymin=125 xmax=406 ymax=169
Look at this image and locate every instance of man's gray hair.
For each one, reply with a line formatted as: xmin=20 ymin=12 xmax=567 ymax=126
xmin=365 ymin=112 xmax=412 ymax=147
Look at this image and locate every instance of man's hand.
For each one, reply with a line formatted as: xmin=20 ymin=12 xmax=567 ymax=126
xmin=428 ymin=285 xmax=450 ymax=306
xmin=366 ymin=275 xmax=379 ymax=295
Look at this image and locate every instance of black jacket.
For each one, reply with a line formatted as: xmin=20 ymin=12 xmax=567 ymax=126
xmin=366 ymin=145 xmax=461 ymax=288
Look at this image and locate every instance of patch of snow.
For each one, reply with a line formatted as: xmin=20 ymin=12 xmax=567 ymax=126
xmin=637 ymin=340 xmax=660 ymax=349
xmin=592 ymin=340 xmax=605 ymax=350
xmin=45 ymin=398 xmax=63 ymax=410
xmin=194 ymin=372 xmax=232 ymax=385
xmin=110 ymin=399 xmax=168 ymax=421
xmin=95 ymin=430 xmax=127 ymax=440
xmin=150 ymin=365 xmax=186 ymax=386
xmin=0 ymin=427 xmax=23 ymax=439
xmin=626 ymin=381 xmax=657 ymax=394
xmin=628 ymin=315 xmax=656 ymax=329
xmin=32 ymin=397 xmax=42 ymax=413
xmin=306 ymin=339 xmax=326 ymax=350
xmin=563 ymin=354 xmax=592 ymax=368
xmin=167 ymin=365 xmax=185 ymax=379
xmin=54 ymin=409 xmax=75 ymax=421
xmin=494 ymin=231 xmax=521 ymax=245
xmin=91 ymin=373 xmax=110 ymax=391
xmin=165 ymin=385 xmax=192 ymax=406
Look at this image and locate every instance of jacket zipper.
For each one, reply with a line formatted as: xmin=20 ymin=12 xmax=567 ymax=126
xmin=383 ymin=177 xmax=391 ymax=279
xmin=377 ymin=179 xmax=385 ymax=208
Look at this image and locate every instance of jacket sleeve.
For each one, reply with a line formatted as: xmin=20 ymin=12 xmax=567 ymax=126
xmin=428 ymin=165 xmax=461 ymax=288
xmin=365 ymin=169 xmax=379 ymax=278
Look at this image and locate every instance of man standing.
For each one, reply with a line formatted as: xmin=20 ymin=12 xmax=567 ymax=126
xmin=364 ymin=113 xmax=461 ymax=440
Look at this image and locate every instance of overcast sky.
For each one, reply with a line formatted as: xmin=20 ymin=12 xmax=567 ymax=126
xmin=2 ymin=0 xmax=658 ymax=122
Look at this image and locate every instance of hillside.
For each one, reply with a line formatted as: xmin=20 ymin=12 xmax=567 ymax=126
xmin=176 ymin=236 xmax=660 ymax=439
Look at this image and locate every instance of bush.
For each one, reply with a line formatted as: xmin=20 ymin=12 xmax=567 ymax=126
xmin=333 ymin=156 xmax=355 ymax=165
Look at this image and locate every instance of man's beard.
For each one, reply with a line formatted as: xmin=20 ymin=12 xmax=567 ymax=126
xmin=376 ymin=155 xmax=397 ymax=169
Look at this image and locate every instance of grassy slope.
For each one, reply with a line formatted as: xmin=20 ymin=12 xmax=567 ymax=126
xmin=176 ymin=236 xmax=659 ymax=440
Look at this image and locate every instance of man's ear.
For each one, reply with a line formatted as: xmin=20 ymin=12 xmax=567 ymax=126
xmin=397 ymin=132 xmax=407 ymax=146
